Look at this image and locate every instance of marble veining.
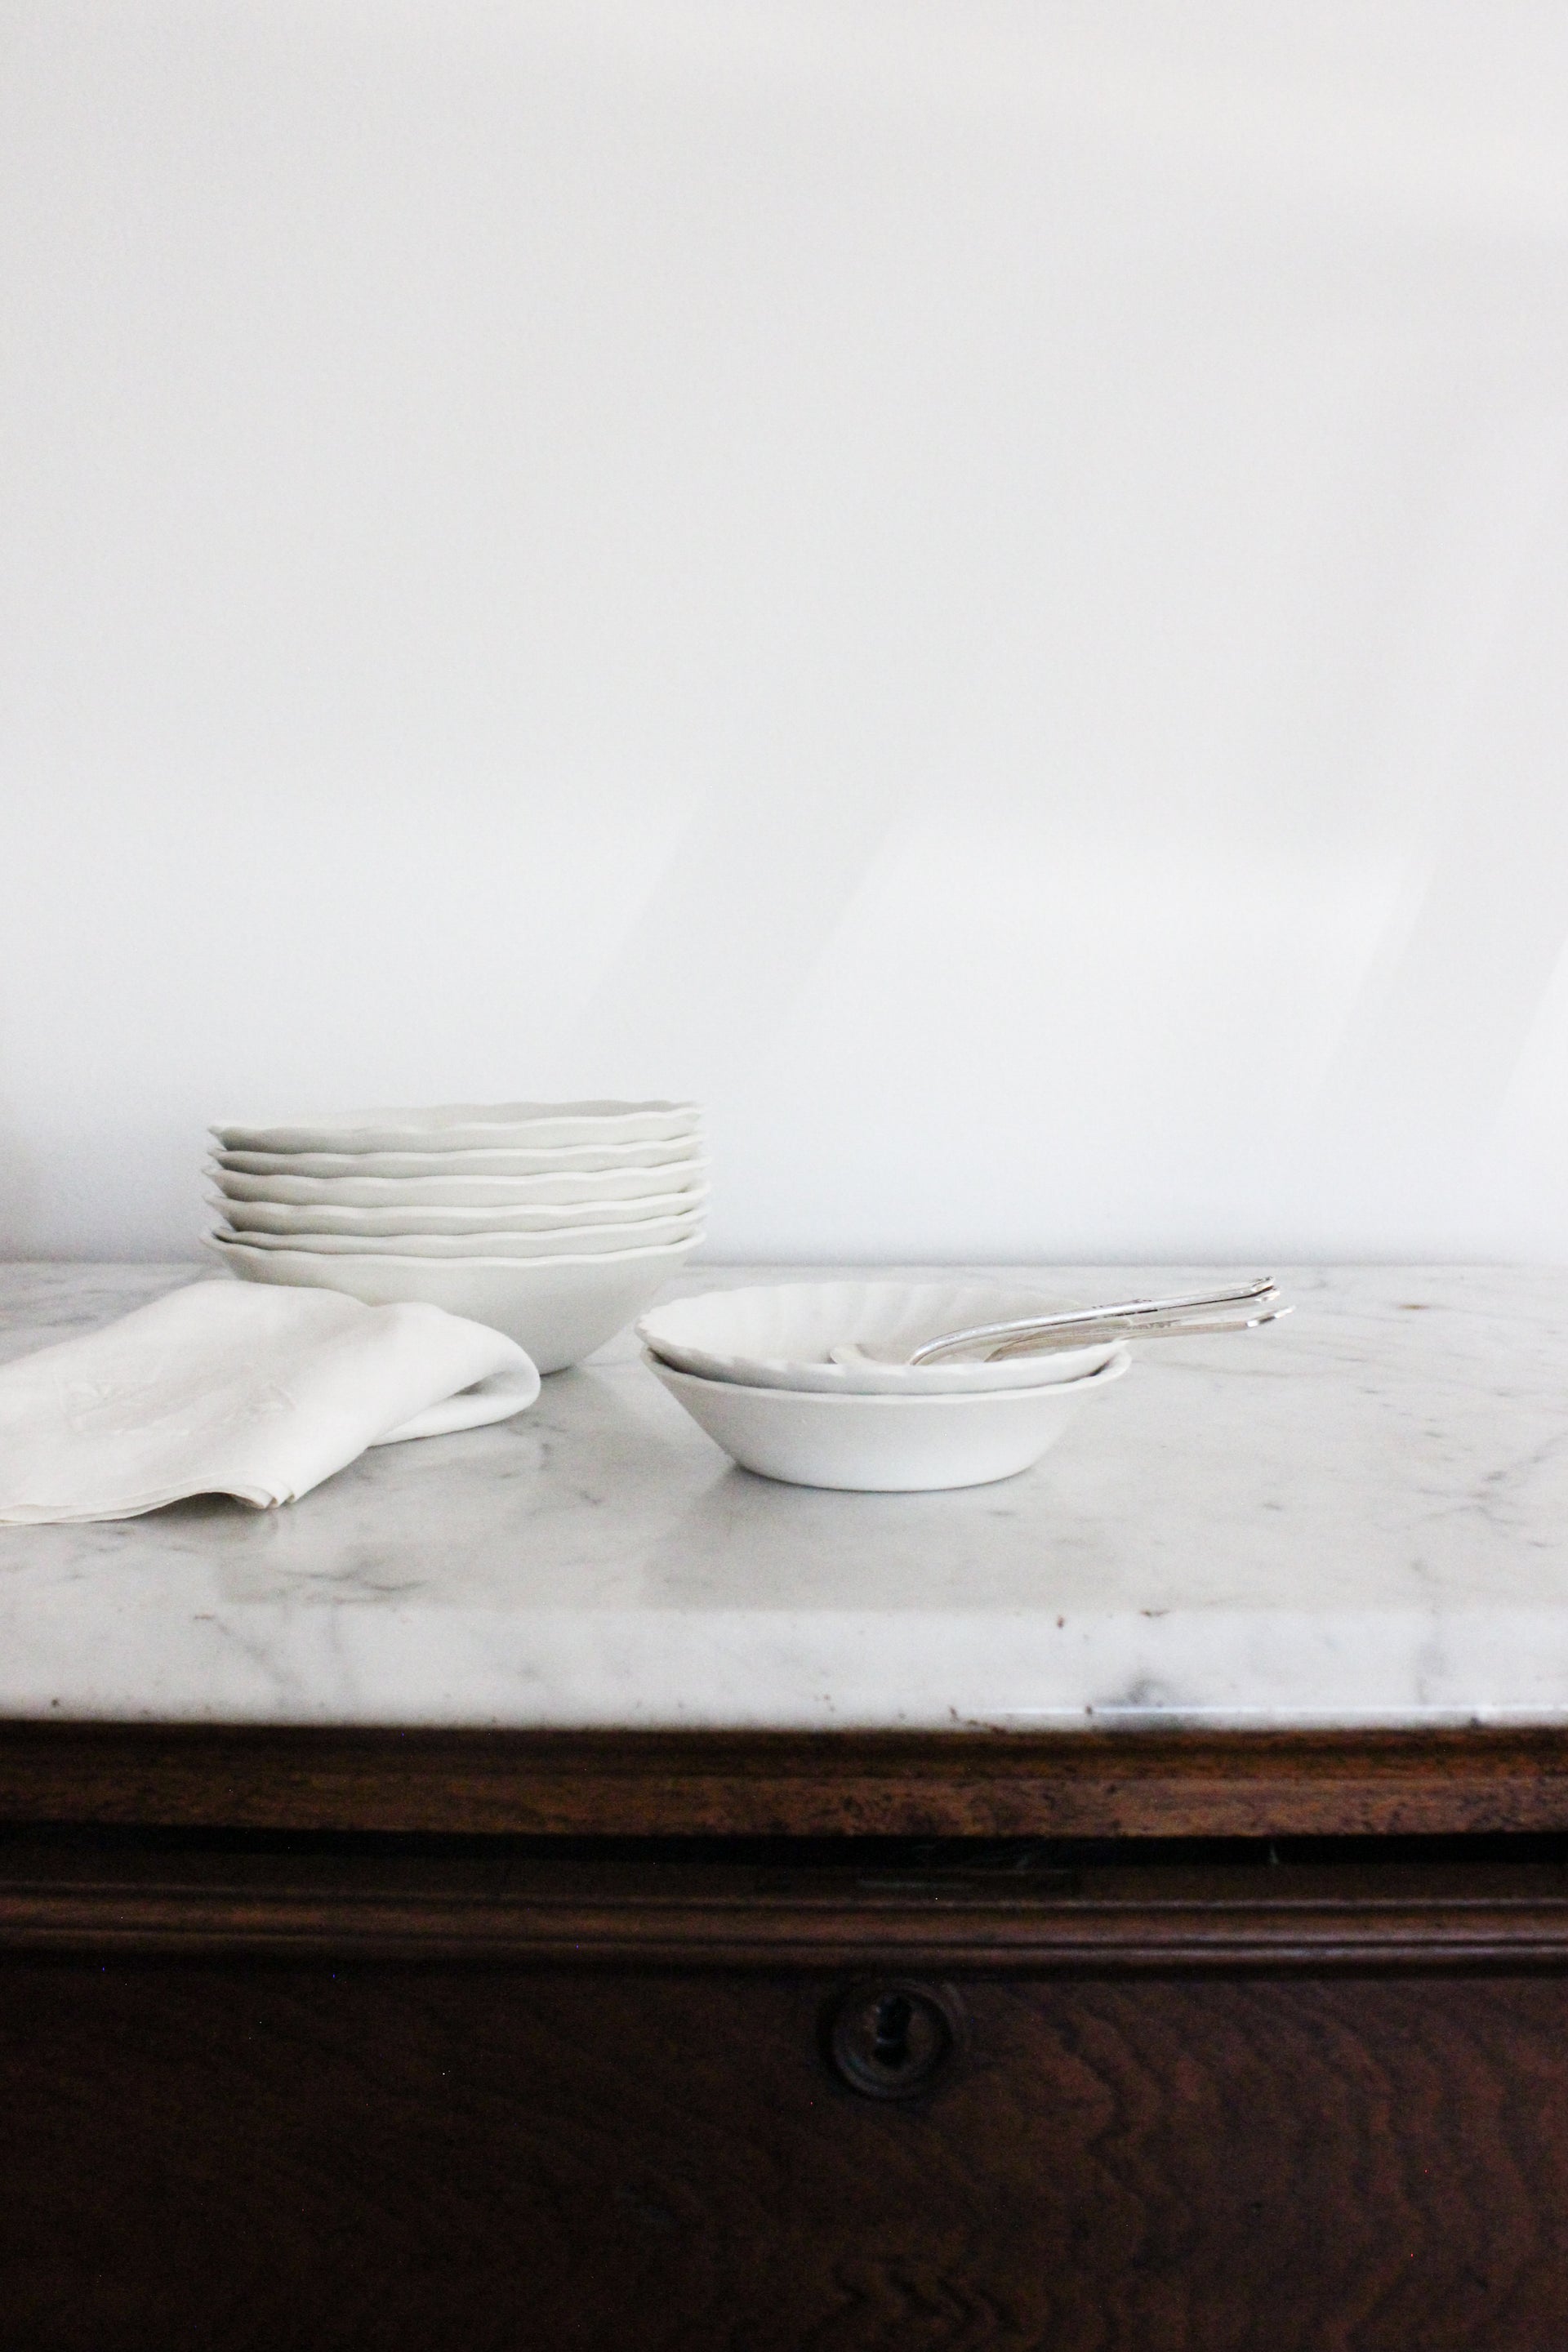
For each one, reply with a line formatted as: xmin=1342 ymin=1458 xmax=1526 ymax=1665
xmin=2 ymin=1263 xmax=1568 ymax=1728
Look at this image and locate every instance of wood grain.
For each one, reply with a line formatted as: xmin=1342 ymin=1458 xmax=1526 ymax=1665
xmin=7 ymin=1719 xmax=1568 ymax=1840
xmin=10 ymin=1728 xmax=1568 ymax=2347
xmin=7 ymin=1860 xmax=1568 ymax=2350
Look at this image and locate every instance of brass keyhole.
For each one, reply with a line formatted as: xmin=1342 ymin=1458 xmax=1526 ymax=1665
xmin=824 ymin=1980 xmax=960 ymax=2100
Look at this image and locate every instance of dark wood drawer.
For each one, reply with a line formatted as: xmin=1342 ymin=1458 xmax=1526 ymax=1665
xmin=7 ymin=1838 xmax=1568 ymax=2350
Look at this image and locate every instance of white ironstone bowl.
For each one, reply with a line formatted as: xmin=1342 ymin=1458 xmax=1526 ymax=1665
xmin=639 ymin=1280 xmax=1117 ymax=1394
xmin=645 ymin=1346 xmax=1129 ymax=1491
xmin=211 ymin=1099 xmax=702 ymax=1156
xmin=212 ymin=1185 xmax=709 ymax=1238
xmin=204 ymin=1232 xmax=699 ymax=1373
xmin=210 ymin=1156 xmax=710 ymax=1210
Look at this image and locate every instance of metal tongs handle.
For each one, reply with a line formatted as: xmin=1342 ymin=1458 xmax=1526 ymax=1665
xmin=907 ymin=1276 xmax=1283 ymax=1365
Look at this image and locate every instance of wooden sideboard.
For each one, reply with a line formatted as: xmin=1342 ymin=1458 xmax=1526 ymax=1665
xmin=6 ymin=1721 xmax=1568 ymax=2352
xmin=8 ymin=1267 xmax=1568 ymax=2345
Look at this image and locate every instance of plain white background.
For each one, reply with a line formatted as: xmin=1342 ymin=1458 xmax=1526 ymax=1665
xmin=3 ymin=0 xmax=1568 ymax=1262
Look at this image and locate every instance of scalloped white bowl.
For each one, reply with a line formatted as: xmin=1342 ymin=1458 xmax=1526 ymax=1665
xmin=208 ymin=1209 xmax=703 ymax=1259
xmin=213 ymin=1183 xmax=709 ymax=1237
xmin=214 ymin=1136 xmax=706 ymax=1182
xmin=212 ymin=1157 xmax=710 ymax=1211
xmin=639 ymin=1280 xmax=1117 ymax=1394
xmin=204 ymin=1233 xmax=699 ymax=1372
xmin=212 ymin=1100 xmax=701 ymax=1156
xmin=646 ymin=1346 xmax=1129 ymax=1490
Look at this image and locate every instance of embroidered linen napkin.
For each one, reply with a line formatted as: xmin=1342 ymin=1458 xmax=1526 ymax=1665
xmin=0 ymin=1279 xmax=539 ymax=1523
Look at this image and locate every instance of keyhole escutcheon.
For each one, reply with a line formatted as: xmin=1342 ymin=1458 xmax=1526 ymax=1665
xmin=823 ymin=1980 xmax=962 ymax=2100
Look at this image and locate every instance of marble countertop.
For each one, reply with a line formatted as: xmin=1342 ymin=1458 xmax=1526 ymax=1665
xmin=2 ymin=1262 xmax=1566 ymax=1731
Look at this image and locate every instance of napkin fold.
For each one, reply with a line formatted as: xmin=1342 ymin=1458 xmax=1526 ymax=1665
xmin=0 ymin=1279 xmax=538 ymax=1524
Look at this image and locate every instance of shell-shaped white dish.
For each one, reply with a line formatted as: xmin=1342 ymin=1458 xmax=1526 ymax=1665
xmin=213 ymin=1136 xmax=706 ymax=1181
xmin=638 ymin=1281 xmax=1116 ymax=1394
xmin=208 ymin=1210 xmax=704 ymax=1259
xmin=204 ymin=1232 xmax=699 ymax=1373
xmin=211 ymin=1157 xmax=710 ymax=1210
xmin=212 ymin=1100 xmax=702 ymax=1155
xmin=213 ymin=1183 xmax=709 ymax=1237
xmin=646 ymin=1347 xmax=1129 ymax=1490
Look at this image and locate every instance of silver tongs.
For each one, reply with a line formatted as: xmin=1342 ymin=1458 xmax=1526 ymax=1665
xmin=835 ymin=1276 xmax=1288 ymax=1368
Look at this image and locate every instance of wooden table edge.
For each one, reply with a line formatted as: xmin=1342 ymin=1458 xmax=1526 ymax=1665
xmin=3 ymin=1720 xmax=1567 ymax=1838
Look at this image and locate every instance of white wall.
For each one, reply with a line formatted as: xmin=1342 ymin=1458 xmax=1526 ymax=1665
xmin=4 ymin=0 xmax=1568 ymax=1263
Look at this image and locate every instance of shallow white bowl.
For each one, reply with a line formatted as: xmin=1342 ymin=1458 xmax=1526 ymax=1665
xmin=216 ymin=1184 xmax=709 ymax=1237
xmin=204 ymin=1234 xmax=700 ymax=1373
xmin=638 ymin=1280 xmax=1115 ymax=1393
xmin=209 ymin=1209 xmax=704 ymax=1258
xmin=214 ymin=1137 xmax=706 ymax=1182
xmin=646 ymin=1347 xmax=1129 ymax=1490
xmin=212 ymin=1100 xmax=702 ymax=1156
xmin=211 ymin=1157 xmax=710 ymax=1210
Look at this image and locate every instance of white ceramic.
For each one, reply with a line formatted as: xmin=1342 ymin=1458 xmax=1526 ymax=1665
xmin=211 ymin=1157 xmax=711 ymax=1210
xmin=214 ymin=1138 xmax=706 ymax=1182
xmin=208 ymin=1210 xmax=705 ymax=1259
xmin=212 ymin=1101 xmax=702 ymax=1155
xmin=372 ymin=1358 xmax=541 ymax=1445
xmin=214 ymin=1184 xmax=709 ymax=1237
xmin=638 ymin=1281 xmax=1116 ymax=1394
xmin=203 ymin=1233 xmax=701 ymax=1373
xmin=645 ymin=1346 xmax=1130 ymax=1490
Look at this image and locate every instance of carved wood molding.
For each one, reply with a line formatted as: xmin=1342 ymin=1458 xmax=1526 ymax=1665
xmin=5 ymin=1847 xmax=1568 ymax=1967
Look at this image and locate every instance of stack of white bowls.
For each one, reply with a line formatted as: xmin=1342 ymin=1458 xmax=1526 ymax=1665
xmin=203 ymin=1101 xmax=706 ymax=1373
xmin=638 ymin=1279 xmax=1129 ymax=1492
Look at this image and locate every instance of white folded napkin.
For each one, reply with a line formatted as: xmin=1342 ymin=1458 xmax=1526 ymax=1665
xmin=0 ymin=1279 xmax=539 ymax=1524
